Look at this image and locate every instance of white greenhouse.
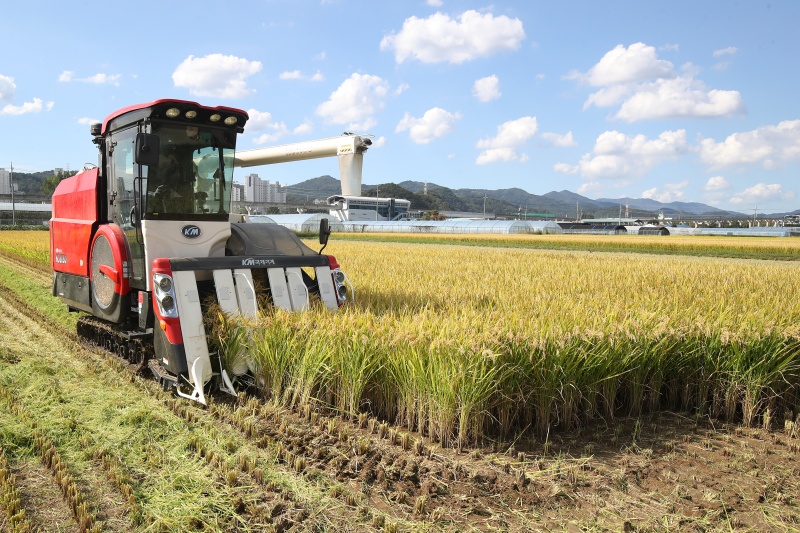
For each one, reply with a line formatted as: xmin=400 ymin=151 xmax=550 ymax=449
xmin=247 ymin=213 xmax=343 ymax=233
xmin=339 ymin=219 xmax=562 ymax=234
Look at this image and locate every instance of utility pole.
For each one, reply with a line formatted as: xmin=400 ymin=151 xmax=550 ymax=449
xmin=483 ymin=192 xmax=487 ymax=219
xmin=10 ymin=162 xmax=15 ymax=226
xmin=376 ymin=185 xmax=379 ymax=221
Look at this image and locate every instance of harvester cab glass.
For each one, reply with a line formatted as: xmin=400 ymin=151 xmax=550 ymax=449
xmin=142 ymin=122 xmax=236 ymax=221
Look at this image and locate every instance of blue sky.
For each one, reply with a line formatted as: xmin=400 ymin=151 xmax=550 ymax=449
xmin=2 ymin=0 xmax=799 ymax=213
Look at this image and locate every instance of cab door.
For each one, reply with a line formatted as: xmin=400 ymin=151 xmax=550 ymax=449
xmin=107 ymin=126 xmax=147 ymax=290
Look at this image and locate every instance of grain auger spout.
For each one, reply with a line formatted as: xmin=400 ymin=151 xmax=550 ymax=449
xmin=234 ymin=133 xmax=372 ymax=197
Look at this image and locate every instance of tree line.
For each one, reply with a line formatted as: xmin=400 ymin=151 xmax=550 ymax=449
xmin=2 ymin=169 xmax=77 ymax=198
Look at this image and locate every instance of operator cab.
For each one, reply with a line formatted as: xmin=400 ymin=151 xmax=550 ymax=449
xmin=97 ymin=100 xmax=249 ymax=290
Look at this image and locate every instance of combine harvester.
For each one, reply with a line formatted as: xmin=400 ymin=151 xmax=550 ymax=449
xmin=50 ymin=99 xmax=367 ymax=403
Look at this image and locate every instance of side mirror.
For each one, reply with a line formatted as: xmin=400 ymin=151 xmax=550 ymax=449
xmin=319 ymin=218 xmax=331 ymax=246
xmin=135 ymin=133 xmax=160 ymax=166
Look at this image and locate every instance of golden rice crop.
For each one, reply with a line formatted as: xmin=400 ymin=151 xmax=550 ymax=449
xmin=220 ymin=240 xmax=800 ymax=446
xmin=0 ymin=230 xmax=50 ymax=268
xmin=1 ymin=230 xmax=796 ymax=445
xmin=338 ymin=232 xmax=800 ymax=259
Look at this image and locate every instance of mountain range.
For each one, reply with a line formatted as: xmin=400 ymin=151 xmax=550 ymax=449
xmin=7 ymin=170 xmax=795 ymax=219
xmin=283 ymin=176 xmax=773 ymax=219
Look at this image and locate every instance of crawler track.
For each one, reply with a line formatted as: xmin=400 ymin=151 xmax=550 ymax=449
xmin=76 ymin=316 xmax=152 ymax=372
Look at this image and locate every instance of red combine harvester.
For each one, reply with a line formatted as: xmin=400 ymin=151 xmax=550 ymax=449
xmin=50 ymin=99 xmax=367 ymax=403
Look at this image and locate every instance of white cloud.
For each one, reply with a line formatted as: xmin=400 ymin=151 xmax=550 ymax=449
xmin=77 ymin=117 xmax=100 ymax=125
xmin=699 ymin=120 xmax=800 ymax=168
xmin=279 ymin=69 xmax=324 ymax=82
xmin=253 ymin=131 xmax=289 ymax=144
xmin=540 ymin=131 xmax=577 ymax=147
xmin=246 ymin=109 xmax=290 ymax=144
xmin=380 ymin=10 xmax=525 ymax=64
xmin=316 ymin=73 xmax=390 ymax=131
xmin=554 ymin=162 xmax=578 ymax=174
xmin=0 ymin=74 xmax=16 ymax=103
xmin=614 ymin=76 xmax=744 ymax=122
xmin=372 ymin=136 xmax=387 ymax=148
xmin=395 ymin=107 xmax=460 ymax=144
xmin=427 ymin=0 xmax=443 ymax=6
xmin=572 ymin=42 xmax=744 ymax=122
xmin=556 ymin=129 xmax=689 ymax=180
xmin=59 ymin=70 xmax=121 ymax=86
xmin=473 ymin=75 xmax=501 ymax=102
xmin=642 ymin=180 xmax=689 ymax=203
xmin=1 ymin=97 xmax=54 ymax=116
xmin=703 ymin=175 xmax=732 ymax=204
xmin=84 ymin=73 xmax=121 ymax=85
xmin=704 ymin=176 xmax=731 ymax=191
xmin=712 ymin=47 xmax=738 ymax=71
xmin=475 ymin=116 xmax=537 ymax=164
xmin=578 ymin=43 xmax=675 ymax=87
xmin=0 ymin=75 xmax=53 ymax=115
xmin=172 ymin=54 xmax=262 ymax=99
xmin=730 ymin=183 xmax=796 ymax=205
xmin=577 ymin=181 xmax=603 ymax=195
xmin=393 ymin=83 xmax=410 ymax=96
xmin=713 ymin=47 xmax=738 ymax=58
xmin=292 ymin=122 xmax=313 ymax=136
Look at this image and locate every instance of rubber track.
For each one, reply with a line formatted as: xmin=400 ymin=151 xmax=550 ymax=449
xmin=76 ymin=316 xmax=153 ymax=372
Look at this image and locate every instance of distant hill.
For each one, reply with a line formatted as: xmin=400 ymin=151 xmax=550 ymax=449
xmin=285 ymin=178 xmax=750 ymax=219
xmin=283 ymin=175 xmax=341 ymax=203
xmin=596 ymin=196 xmax=733 ymax=216
xmin=0 ymin=169 xmax=66 ymax=198
xmin=7 ymin=168 xmax=762 ymax=218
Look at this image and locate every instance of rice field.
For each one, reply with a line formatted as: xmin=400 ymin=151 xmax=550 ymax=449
xmin=0 ymin=230 xmax=50 ymax=268
xmin=1 ymin=229 xmax=798 ymax=446
xmin=214 ymin=238 xmax=800 ymax=447
xmin=1 ymin=229 xmax=800 ymax=530
xmin=334 ymin=231 xmax=800 ymax=260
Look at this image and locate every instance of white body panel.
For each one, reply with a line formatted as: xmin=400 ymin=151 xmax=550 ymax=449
xmin=142 ymin=220 xmax=231 ymax=291
xmin=213 ymin=269 xmax=237 ymax=314
xmin=232 ymin=269 xmax=258 ymax=318
xmin=315 ymin=266 xmax=338 ymax=310
xmin=212 ymin=269 xmax=251 ymax=376
xmin=172 ymin=270 xmax=213 ymax=385
xmin=285 ymin=267 xmax=309 ymax=311
xmin=267 ymin=268 xmax=293 ymax=311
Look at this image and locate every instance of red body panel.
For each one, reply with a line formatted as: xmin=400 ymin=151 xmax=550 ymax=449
xmin=91 ymin=225 xmax=131 ymax=297
xmin=101 ymin=99 xmax=249 ymax=134
xmin=151 ymin=258 xmax=184 ymax=345
xmin=50 ymin=168 xmax=100 ymax=276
